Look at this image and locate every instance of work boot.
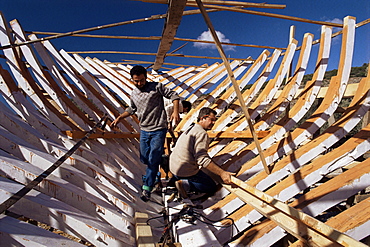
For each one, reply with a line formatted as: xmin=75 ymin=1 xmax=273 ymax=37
xmin=140 ymin=189 xmax=151 ymax=202
xmin=175 ymin=180 xmax=188 ymax=199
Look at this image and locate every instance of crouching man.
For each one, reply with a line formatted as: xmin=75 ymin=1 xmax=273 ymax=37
xmin=169 ymin=107 xmax=235 ymax=199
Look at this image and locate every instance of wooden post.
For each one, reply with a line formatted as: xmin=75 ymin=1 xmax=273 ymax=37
xmin=287 ymin=25 xmax=295 ymax=80
xmin=135 ymin=212 xmax=155 ymax=247
xmin=195 ymin=0 xmax=270 ymax=174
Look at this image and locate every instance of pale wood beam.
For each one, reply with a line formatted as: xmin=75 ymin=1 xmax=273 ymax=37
xmin=67 ymin=50 xmax=254 ymax=61
xmin=0 ymin=8 xmax=220 ymax=50
xmin=187 ymin=3 xmax=344 ymax=27
xmin=138 ymin=0 xmax=286 ymax=9
xmin=27 ymin=31 xmax=286 ymax=50
xmin=196 ymin=0 xmax=270 ymax=174
xmin=226 ymin=176 xmax=368 ymax=247
xmin=153 ymin=0 xmax=187 ymax=70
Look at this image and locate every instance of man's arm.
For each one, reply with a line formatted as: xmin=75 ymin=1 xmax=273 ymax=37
xmin=110 ymin=111 xmax=131 ymax=129
xmin=170 ymin=99 xmax=180 ymax=126
xmin=205 ymin=161 xmax=235 ymax=185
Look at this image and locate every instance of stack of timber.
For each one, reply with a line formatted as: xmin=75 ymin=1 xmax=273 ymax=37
xmin=0 ymin=11 xmax=369 ymax=247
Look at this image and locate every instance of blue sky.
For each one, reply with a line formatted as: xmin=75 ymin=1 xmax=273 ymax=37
xmin=1 ymin=0 xmax=369 ymax=73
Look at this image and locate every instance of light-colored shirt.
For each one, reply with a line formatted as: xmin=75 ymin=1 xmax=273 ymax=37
xmin=126 ymin=81 xmax=179 ymax=131
xmin=170 ymin=123 xmax=212 ymax=177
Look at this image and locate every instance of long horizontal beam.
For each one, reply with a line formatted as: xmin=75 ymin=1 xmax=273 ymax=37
xmin=0 ymin=8 xmax=220 ymax=50
xmin=188 ymin=3 xmax=343 ymax=27
xmin=63 ymin=130 xmax=270 ymax=139
xmin=138 ymin=0 xmax=286 ymax=9
xmin=27 ymin=31 xmax=286 ymax=50
xmin=67 ymin=50 xmax=255 ymax=61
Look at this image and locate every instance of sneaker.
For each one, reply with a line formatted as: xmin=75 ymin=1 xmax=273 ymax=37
xmin=140 ymin=189 xmax=151 ymax=202
xmin=175 ymin=180 xmax=188 ymax=199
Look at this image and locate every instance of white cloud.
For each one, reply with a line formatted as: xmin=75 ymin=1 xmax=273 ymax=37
xmin=325 ymin=18 xmax=343 ymax=33
xmin=194 ymin=30 xmax=235 ymax=51
xmin=323 ymin=18 xmax=343 ymax=43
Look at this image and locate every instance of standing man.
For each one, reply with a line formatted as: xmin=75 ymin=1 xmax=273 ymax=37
xmin=169 ymin=107 xmax=235 ymax=199
xmin=111 ymin=65 xmax=180 ymax=202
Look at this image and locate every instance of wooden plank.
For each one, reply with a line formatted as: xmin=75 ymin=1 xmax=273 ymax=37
xmin=0 ymin=13 xmax=81 ymax=131
xmin=93 ymin=57 xmax=134 ymax=94
xmin=158 ymin=66 xmax=195 ymax=86
xmin=62 ymin=51 xmax=125 ymax=116
xmin=153 ymin=0 xmax=187 ymax=70
xmin=71 ymin=54 xmax=140 ymax=131
xmin=69 ymin=50 xmax=251 ymax=61
xmin=12 ymin=26 xmax=95 ymax=129
xmin=74 ymin=54 xmax=141 ymax=131
xmin=217 ymin=71 xmax=369 ymax=217
xmin=0 ymin=177 xmax=136 ymax=246
xmin=162 ymin=67 xmax=201 ymax=90
xmin=230 ymin=39 xmax=298 ymax=131
xmin=289 ymin=197 xmax=370 ymax=247
xmin=174 ymin=63 xmax=219 ymax=96
xmin=0 ymin=65 xmax=66 ymax=142
xmin=225 ymin=176 xmax=367 ymax=247
xmin=184 ymin=60 xmax=242 ymax=101
xmin=213 ymin=83 xmax=370 ymax=243
xmin=0 ymin=214 xmax=84 ymax=247
xmin=273 ymin=80 xmax=360 ymax=100
xmin=208 ymin=32 xmax=313 ymax=162
xmin=211 ymin=50 xmax=270 ymax=113
xmin=185 ymin=3 xmax=343 ymax=27
xmin=0 ymin=150 xmax=137 ymax=219
xmin=210 ymin=130 xmax=370 ymax=245
xmin=84 ymin=57 xmax=132 ymax=105
xmin=28 ymin=31 xmax=285 ymax=51
xmin=214 ymin=16 xmax=352 ymax=173
xmin=209 ymin=49 xmax=280 ymax=133
xmin=63 ymin=130 xmax=269 ymax=139
xmin=135 ymin=212 xmax=155 ymax=247
xmin=231 ymin=147 xmax=370 ymax=246
xmin=254 ymin=33 xmax=313 ymax=131
xmin=141 ymin=0 xmax=286 ymax=9
xmin=0 ymin=131 xmax=144 ymax=231
xmin=0 ymin=99 xmax=143 ymax=183
xmin=0 ymin=8 xmax=219 ymax=50
xmin=196 ymin=0 xmax=270 ymax=174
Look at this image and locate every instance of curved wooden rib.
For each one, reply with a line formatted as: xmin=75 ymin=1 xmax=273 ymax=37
xmin=254 ymin=33 xmax=313 ymax=131
xmin=211 ymin=74 xmax=369 ymax=237
xmin=175 ymin=50 xmax=269 ymax=131
xmin=205 ymin=16 xmax=357 ymax=241
xmin=173 ymin=63 xmax=219 ymax=95
xmin=0 ymin=14 xmax=82 ymax=131
xmin=207 ymin=38 xmax=298 ymax=157
xmin=212 ymin=25 xmax=331 ymax=167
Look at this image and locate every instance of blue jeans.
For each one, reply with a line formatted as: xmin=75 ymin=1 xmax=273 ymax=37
xmin=175 ymin=170 xmax=217 ymax=195
xmin=140 ymin=128 xmax=167 ymax=191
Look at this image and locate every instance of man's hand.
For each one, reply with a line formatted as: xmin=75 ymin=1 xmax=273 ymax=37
xmin=170 ymin=112 xmax=181 ymax=126
xmin=220 ymin=171 xmax=236 ymax=185
xmin=110 ymin=117 xmax=121 ymax=129
xmin=170 ymin=99 xmax=181 ymax=126
xmin=110 ymin=111 xmax=130 ymax=129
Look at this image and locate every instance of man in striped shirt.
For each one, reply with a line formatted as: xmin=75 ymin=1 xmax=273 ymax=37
xmin=111 ymin=65 xmax=180 ymax=202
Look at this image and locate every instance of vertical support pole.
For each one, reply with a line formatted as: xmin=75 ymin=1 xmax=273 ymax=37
xmin=287 ymin=25 xmax=295 ymax=81
xmin=195 ymin=0 xmax=270 ymax=174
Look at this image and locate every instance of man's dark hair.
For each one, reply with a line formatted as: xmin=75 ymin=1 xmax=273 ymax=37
xmin=130 ymin=65 xmax=147 ymax=78
xmin=181 ymin=100 xmax=192 ymax=112
xmin=197 ymin=107 xmax=217 ymax=122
